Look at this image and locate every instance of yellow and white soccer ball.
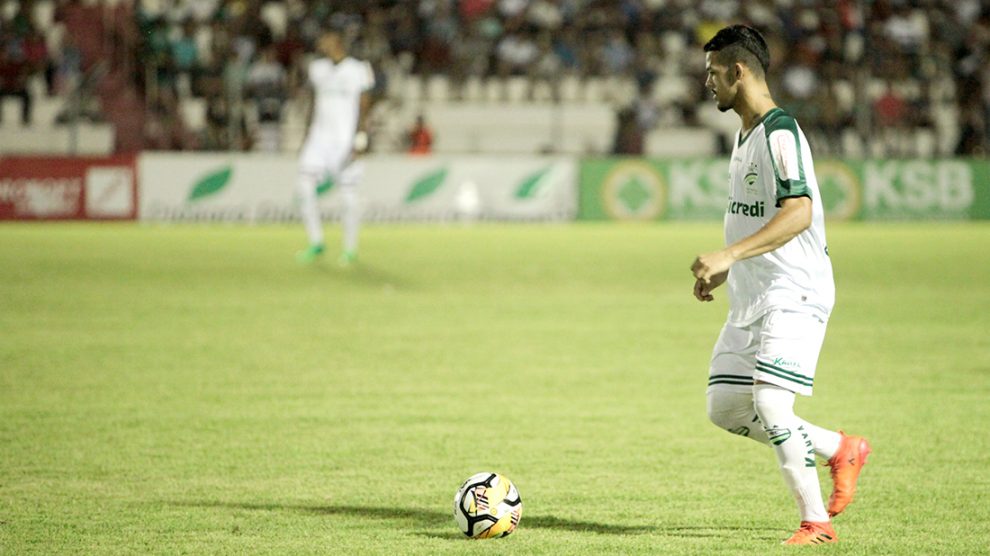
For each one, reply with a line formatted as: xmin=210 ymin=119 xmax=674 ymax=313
xmin=452 ymin=472 xmax=522 ymax=539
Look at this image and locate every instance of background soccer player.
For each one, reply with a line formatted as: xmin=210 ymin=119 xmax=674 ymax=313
xmin=296 ymin=27 xmax=375 ymax=264
xmin=690 ymin=25 xmax=871 ymax=545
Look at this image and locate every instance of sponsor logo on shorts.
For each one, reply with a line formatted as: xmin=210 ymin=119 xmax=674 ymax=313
xmin=772 ymin=357 xmax=801 ymax=370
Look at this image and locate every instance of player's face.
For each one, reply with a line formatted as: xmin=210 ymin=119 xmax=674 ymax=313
xmin=705 ymin=52 xmax=737 ymax=113
xmin=319 ymin=33 xmax=346 ymax=60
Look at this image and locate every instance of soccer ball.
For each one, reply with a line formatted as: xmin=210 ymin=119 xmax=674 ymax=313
xmin=452 ymin=472 xmax=523 ymax=539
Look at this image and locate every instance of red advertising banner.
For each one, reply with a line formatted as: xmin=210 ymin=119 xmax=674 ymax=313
xmin=0 ymin=155 xmax=138 ymax=220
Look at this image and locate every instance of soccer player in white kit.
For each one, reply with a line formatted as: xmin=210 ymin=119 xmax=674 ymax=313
xmin=690 ymin=26 xmax=871 ymax=545
xmin=296 ymin=28 xmax=374 ymax=264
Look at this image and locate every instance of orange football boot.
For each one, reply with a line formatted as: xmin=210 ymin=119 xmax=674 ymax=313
xmin=827 ymin=431 xmax=872 ymax=517
xmin=782 ymin=521 xmax=838 ymax=545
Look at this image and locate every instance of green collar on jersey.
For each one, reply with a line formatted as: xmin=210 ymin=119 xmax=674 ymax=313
xmin=737 ymin=107 xmax=785 ymax=147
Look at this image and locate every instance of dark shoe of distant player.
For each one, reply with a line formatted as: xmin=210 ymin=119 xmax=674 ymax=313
xmin=296 ymin=243 xmax=325 ymax=263
xmin=782 ymin=521 xmax=838 ymax=545
xmin=827 ymin=431 xmax=872 ymax=517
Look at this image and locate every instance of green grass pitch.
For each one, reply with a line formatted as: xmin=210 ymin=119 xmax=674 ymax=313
xmin=1 ymin=222 xmax=988 ymax=555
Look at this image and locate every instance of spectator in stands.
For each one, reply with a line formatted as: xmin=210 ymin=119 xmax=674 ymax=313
xmin=275 ymin=25 xmax=307 ymax=70
xmin=418 ymin=0 xmax=458 ymax=77
xmin=633 ymin=81 xmax=659 ymax=137
xmin=53 ymin=33 xmax=81 ymax=96
xmin=460 ymin=0 xmax=497 ymax=23
xmin=449 ymin=22 xmax=494 ymax=92
xmin=245 ymin=45 xmax=287 ymax=152
xmin=600 ymin=28 xmax=635 ymax=77
xmin=145 ymin=89 xmax=190 ymax=150
xmin=387 ymin=4 xmax=421 ymax=63
xmin=612 ymin=106 xmax=643 ymax=155
xmin=528 ymin=0 xmax=564 ymax=31
xmin=202 ymin=93 xmax=251 ymax=152
xmin=171 ymin=19 xmax=200 ymax=97
xmin=194 ymin=48 xmax=225 ymax=99
xmin=6 ymin=0 xmax=33 ymax=36
xmin=955 ymin=99 xmax=987 ymax=156
xmin=274 ymin=24 xmax=308 ymax=93
xmin=873 ymin=81 xmax=910 ymax=157
xmin=227 ymin=1 xmax=271 ymax=64
xmin=55 ymin=0 xmax=105 ymax=73
xmin=5 ymin=0 xmax=986 ymax=157
xmin=22 ymin=26 xmax=51 ymax=96
xmin=202 ymin=94 xmax=232 ymax=150
xmin=496 ymin=30 xmax=538 ymax=77
xmin=498 ymin=0 xmax=529 ymax=21
xmin=531 ymin=32 xmax=562 ymax=99
xmin=407 ymin=114 xmax=434 ymax=155
xmin=817 ymin=84 xmax=849 ymax=157
xmin=553 ymin=28 xmax=580 ymax=73
xmin=143 ymin=17 xmax=174 ymax=92
xmin=221 ymin=47 xmax=249 ymax=147
xmin=184 ymin=0 xmax=221 ymax=24
xmin=983 ymin=67 xmax=990 ymax=153
xmin=0 ymin=39 xmax=32 ymax=126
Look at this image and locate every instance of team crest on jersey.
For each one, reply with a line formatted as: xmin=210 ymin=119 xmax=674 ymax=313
xmin=743 ymin=162 xmax=760 ymax=196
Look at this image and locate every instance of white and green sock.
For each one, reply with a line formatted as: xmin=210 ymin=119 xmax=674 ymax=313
xmin=341 ymin=181 xmax=359 ymax=256
xmin=706 ymin=388 xmax=841 ymax=459
xmin=297 ymin=172 xmax=324 ymax=247
xmin=753 ymin=383 xmax=830 ymax=523
xmin=707 ymin=389 xmax=770 ymax=444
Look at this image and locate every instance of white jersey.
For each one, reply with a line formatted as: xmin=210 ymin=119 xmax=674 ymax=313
xmin=724 ymin=107 xmax=834 ymax=326
xmin=304 ymin=56 xmax=374 ymax=150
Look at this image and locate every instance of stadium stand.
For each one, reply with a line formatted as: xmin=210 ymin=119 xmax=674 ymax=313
xmin=1 ymin=0 xmax=988 ymax=157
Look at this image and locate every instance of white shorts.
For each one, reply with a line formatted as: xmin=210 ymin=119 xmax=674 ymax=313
xmin=707 ymin=309 xmax=827 ymax=397
xmin=299 ymin=139 xmax=358 ymax=182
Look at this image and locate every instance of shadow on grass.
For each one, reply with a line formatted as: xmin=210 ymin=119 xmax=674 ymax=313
xmin=177 ymin=501 xmax=655 ymax=536
xmin=658 ymin=525 xmax=782 ymax=541
xmin=305 ymin=260 xmax=413 ymax=291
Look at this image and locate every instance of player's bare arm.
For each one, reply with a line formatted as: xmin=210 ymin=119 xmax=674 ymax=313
xmin=301 ymin=84 xmax=315 ymax=139
xmin=691 ymin=195 xmax=812 ymax=285
xmin=352 ymin=91 xmax=372 ymax=158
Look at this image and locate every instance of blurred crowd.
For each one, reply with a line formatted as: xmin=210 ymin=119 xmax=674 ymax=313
xmin=2 ymin=0 xmax=990 ymax=156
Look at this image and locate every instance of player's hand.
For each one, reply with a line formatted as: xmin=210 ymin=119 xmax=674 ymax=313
xmin=351 ymin=130 xmax=369 ymax=160
xmin=691 ymin=250 xmax=735 ymax=284
xmin=692 ymin=271 xmax=727 ymax=302
xmin=693 ymin=278 xmax=714 ymax=302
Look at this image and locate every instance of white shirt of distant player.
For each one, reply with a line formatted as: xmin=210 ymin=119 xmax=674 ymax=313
xmin=724 ymin=108 xmax=835 ymax=326
xmin=305 ymin=56 xmax=374 ymax=149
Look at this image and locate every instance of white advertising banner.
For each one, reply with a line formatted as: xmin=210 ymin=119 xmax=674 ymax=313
xmin=138 ymin=153 xmax=577 ymax=222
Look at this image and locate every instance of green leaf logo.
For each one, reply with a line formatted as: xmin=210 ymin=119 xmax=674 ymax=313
xmin=405 ymin=168 xmax=447 ymax=202
xmin=316 ymin=176 xmax=335 ymax=197
xmin=514 ymin=167 xmax=551 ymax=199
xmin=188 ymin=167 xmax=232 ymax=202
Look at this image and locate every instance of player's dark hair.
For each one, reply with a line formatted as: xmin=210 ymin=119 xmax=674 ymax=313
xmin=703 ymin=25 xmax=770 ymax=78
